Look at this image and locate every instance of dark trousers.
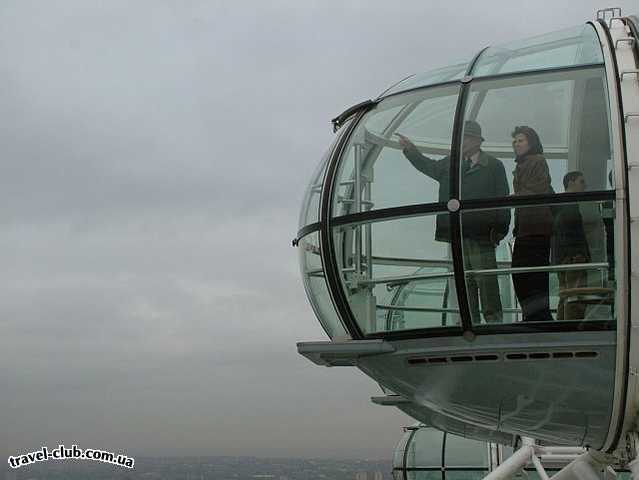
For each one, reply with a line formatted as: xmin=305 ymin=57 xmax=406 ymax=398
xmin=463 ymin=238 xmax=502 ymax=324
xmin=512 ymin=235 xmax=553 ymax=322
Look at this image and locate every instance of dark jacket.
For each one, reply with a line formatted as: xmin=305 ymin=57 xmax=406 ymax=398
xmin=552 ymin=204 xmax=591 ymax=263
xmin=402 ymin=146 xmax=511 ymax=242
xmin=512 ymin=153 xmax=553 ymax=238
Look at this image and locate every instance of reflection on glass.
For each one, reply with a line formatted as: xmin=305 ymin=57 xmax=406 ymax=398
xmin=472 ymin=24 xmax=603 ymax=77
xmin=298 ymin=232 xmax=347 ymax=338
xmin=460 ymin=66 xmax=613 ymax=199
xmin=332 ymin=86 xmax=459 ymax=216
xmin=333 ymin=213 xmax=458 ymax=335
xmin=461 ymin=201 xmax=615 ymax=324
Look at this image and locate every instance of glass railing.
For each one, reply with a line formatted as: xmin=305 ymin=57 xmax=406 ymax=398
xmin=332 ymin=197 xmax=615 ymax=334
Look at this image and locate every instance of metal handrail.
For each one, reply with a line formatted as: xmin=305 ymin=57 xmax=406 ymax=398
xmin=358 ymin=262 xmax=609 ymax=286
xmin=379 ymin=304 xmax=460 ymax=313
xmin=370 ymin=255 xmax=511 ymax=268
xmin=466 ymin=262 xmax=609 ymax=277
xmin=377 ymin=304 xmax=524 ymax=314
xmin=359 ymin=271 xmax=454 ymax=286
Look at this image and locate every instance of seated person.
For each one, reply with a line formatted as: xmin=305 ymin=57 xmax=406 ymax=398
xmin=553 ymin=171 xmax=591 ymax=320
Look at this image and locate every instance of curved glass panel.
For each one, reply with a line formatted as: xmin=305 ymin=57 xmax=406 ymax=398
xmin=459 ymin=66 xmax=613 ymax=201
xmin=333 ymin=212 xmax=459 ymax=335
xmin=298 ymin=231 xmax=348 ymax=338
xmin=299 ymin=152 xmax=330 ymax=229
xmin=472 ymin=24 xmax=603 ymax=77
xmin=444 ymin=435 xmax=489 ymax=468
xmin=393 ymin=429 xmax=413 ymax=469
xmin=332 ymin=86 xmax=460 ymax=217
xmin=383 ymin=61 xmax=469 ymax=97
xmin=460 ymin=200 xmax=615 ymax=324
xmin=299 ymin=121 xmax=352 ymax=229
xmin=396 ymin=428 xmax=489 ymax=480
xmin=405 ymin=428 xmax=444 ymax=468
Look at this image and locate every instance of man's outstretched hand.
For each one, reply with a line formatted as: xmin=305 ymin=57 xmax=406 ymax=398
xmin=394 ymin=133 xmax=414 ymax=150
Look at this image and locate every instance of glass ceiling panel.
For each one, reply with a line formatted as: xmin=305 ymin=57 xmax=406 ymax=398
xmin=382 ymin=61 xmax=469 ymax=97
xmin=405 ymin=428 xmax=444 ymax=468
xmin=472 ymin=24 xmax=603 ymax=78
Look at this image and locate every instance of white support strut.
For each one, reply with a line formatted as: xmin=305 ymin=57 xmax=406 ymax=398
xmin=480 ymin=440 xmax=608 ymax=480
xmin=531 ymin=453 xmax=550 ymax=480
xmin=482 ymin=444 xmax=535 ymax=480
xmin=549 ymin=452 xmax=607 ymax=480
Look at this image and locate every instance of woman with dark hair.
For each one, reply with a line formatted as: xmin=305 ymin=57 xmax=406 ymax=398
xmin=511 ymin=126 xmax=554 ymax=322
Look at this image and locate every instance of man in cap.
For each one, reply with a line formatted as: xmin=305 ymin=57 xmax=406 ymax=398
xmin=396 ymin=120 xmax=510 ymax=324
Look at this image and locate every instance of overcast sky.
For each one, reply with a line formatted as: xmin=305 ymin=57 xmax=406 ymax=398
xmin=1 ymin=0 xmax=636 ymax=464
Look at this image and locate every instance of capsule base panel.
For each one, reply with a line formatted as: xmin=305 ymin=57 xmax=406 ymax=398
xmin=356 ymin=331 xmax=615 ymax=448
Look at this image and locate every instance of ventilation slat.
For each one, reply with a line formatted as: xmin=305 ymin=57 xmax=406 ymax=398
xmin=553 ymin=352 xmax=574 ymax=359
xmin=427 ymin=357 xmax=448 ymax=364
xmin=475 ymin=354 xmax=499 ymax=361
xmin=407 ymin=350 xmax=598 ymax=366
xmin=450 ymin=356 xmax=473 ymax=363
xmin=575 ymin=351 xmax=598 ymax=358
xmin=506 ymin=353 xmax=527 ymax=360
xmin=529 ymin=353 xmax=551 ymax=359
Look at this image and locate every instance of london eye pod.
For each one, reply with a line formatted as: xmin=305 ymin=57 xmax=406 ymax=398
xmin=390 ymin=424 xmax=631 ymax=480
xmin=296 ymin=8 xmax=639 ymax=469
xmin=392 ymin=425 xmax=501 ymax=480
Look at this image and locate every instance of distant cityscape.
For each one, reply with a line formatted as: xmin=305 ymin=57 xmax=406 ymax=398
xmin=5 ymin=456 xmax=391 ymax=480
